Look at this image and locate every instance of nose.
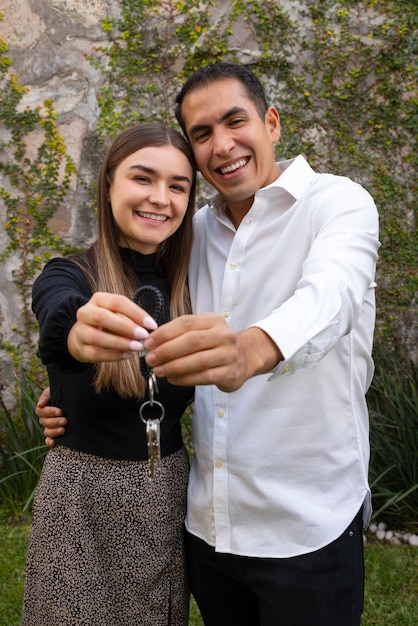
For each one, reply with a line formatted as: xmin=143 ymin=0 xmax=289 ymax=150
xmin=149 ymin=183 xmax=169 ymax=207
xmin=213 ymin=127 xmax=235 ymax=155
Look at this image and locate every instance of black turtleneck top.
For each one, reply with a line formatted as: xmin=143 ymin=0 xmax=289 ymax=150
xmin=32 ymin=249 xmax=194 ymax=461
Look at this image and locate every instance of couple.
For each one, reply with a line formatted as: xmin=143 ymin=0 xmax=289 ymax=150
xmin=24 ymin=62 xmax=380 ymax=626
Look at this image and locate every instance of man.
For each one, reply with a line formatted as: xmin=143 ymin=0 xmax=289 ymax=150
xmin=39 ymin=63 xmax=380 ymax=625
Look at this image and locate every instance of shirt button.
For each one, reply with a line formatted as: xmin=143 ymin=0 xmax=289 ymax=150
xmin=229 ymin=262 xmax=237 ymax=270
xmin=215 ymin=460 xmax=223 ymax=468
xmin=281 ymin=363 xmax=292 ymax=374
xmin=217 ymin=409 xmax=224 ymax=417
xmin=223 ymin=311 xmax=230 ymax=318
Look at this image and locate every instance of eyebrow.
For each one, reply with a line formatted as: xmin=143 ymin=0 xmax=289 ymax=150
xmin=188 ymin=106 xmax=248 ymax=137
xmin=128 ymin=164 xmax=192 ymax=184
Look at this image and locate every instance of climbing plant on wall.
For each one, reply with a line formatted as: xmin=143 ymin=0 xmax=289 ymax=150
xmin=0 ymin=0 xmax=416 ymax=522
xmin=279 ymin=1 xmax=417 ymax=353
xmin=0 ymin=1 xmax=416 ymax=362
xmin=0 ymin=16 xmax=77 ymax=378
xmin=90 ymin=0 xmax=240 ymax=139
xmin=91 ymin=0 xmax=417 ymax=353
xmin=90 ymin=0 xmax=300 ymax=142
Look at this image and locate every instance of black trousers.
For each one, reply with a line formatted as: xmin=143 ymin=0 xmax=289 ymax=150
xmin=186 ymin=507 xmax=364 ymax=626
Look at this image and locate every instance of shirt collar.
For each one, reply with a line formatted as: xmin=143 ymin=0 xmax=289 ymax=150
xmin=210 ymin=154 xmax=316 ymax=219
xmin=259 ymin=154 xmax=315 ymax=200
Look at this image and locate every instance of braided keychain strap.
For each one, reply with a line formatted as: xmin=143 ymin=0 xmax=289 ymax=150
xmin=132 ymin=285 xmax=165 ymax=383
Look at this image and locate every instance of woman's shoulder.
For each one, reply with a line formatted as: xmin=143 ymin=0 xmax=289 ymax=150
xmin=41 ymin=248 xmax=95 ymax=279
xmin=34 ymin=251 xmax=94 ymax=298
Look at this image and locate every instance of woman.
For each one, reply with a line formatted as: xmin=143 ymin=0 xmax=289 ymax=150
xmin=22 ymin=124 xmax=196 ymax=626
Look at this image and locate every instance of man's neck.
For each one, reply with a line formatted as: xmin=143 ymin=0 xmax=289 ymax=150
xmin=225 ymin=197 xmax=254 ymax=229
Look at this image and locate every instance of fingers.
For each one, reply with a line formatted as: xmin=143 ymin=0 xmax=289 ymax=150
xmin=36 ymin=386 xmax=51 ymax=412
xmin=43 ymin=423 xmax=66 ymax=444
xmin=44 ymin=423 xmax=66 ymax=435
xmin=36 ymin=405 xmax=62 ymax=421
xmin=68 ymin=325 xmax=143 ymax=363
xmin=143 ymin=313 xmax=243 ymax=388
xmin=37 ymin=387 xmax=66 ymax=446
xmin=144 ymin=314 xmax=230 ymax=368
xmin=144 ymin=313 xmax=225 ymax=351
xmin=142 ymin=315 xmax=283 ymax=391
xmin=39 ymin=415 xmax=68 ymax=447
xmin=79 ymin=292 xmax=157 ymax=339
xmin=39 ymin=415 xmax=67 ymax=429
xmin=68 ymin=292 xmax=158 ymax=363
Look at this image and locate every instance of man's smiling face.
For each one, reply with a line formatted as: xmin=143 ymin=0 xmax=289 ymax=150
xmin=182 ymin=78 xmax=281 ymax=225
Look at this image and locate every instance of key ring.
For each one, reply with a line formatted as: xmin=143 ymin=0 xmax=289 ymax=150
xmin=139 ymin=399 xmax=165 ymax=424
xmin=138 ymin=372 xmax=165 ymax=425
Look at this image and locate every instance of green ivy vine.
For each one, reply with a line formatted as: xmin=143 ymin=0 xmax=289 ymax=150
xmin=90 ymin=0 xmax=417 ymax=354
xmin=0 ymin=14 xmax=77 ymax=379
xmin=0 ymin=1 xmax=416 ymax=375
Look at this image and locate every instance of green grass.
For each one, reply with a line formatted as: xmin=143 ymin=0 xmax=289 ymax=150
xmin=1 ymin=524 xmax=416 ymax=626
xmin=362 ymin=537 xmax=418 ymax=625
xmin=0 ymin=523 xmax=30 ymax=626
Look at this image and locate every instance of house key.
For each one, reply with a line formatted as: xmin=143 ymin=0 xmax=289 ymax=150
xmin=139 ymin=374 xmax=165 ymax=480
xmin=146 ymin=418 xmax=161 ymax=479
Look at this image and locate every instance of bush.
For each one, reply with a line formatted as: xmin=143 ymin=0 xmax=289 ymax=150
xmin=0 ymin=367 xmax=46 ymax=520
xmin=368 ymin=349 xmax=418 ymax=531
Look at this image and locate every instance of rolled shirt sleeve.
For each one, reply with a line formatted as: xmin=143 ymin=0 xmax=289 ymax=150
xmin=252 ymin=174 xmax=380 ymax=376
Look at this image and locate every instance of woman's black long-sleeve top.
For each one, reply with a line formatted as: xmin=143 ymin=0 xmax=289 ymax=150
xmin=32 ymin=248 xmax=194 ymax=461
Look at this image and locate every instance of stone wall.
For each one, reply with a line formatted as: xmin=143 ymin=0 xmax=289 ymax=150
xmin=1 ymin=1 xmax=416 ymax=399
xmin=0 ymin=0 xmax=249 ymax=399
xmin=0 ymin=0 xmax=122 ymax=399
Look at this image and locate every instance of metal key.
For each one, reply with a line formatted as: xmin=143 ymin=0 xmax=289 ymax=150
xmin=146 ymin=418 xmax=161 ymax=480
xmin=140 ymin=389 xmax=165 ymax=481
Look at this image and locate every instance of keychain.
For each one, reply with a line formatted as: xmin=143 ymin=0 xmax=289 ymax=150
xmin=133 ymin=285 xmax=165 ymax=481
xmin=139 ymin=373 xmax=165 ymax=480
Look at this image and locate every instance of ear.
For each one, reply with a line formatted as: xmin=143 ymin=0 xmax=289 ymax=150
xmin=265 ymin=107 xmax=281 ymax=143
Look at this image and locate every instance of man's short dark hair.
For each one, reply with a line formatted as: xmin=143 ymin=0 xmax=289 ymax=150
xmin=175 ymin=62 xmax=268 ymax=136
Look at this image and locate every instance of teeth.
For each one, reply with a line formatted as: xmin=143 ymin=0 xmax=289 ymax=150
xmin=137 ymin=212 xmax=168 ymax=222
xmin=220 ymin=159 xmax=247 ymax=174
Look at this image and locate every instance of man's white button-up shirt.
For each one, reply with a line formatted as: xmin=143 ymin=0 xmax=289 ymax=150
xmin=187 ymin=155 xmax=380 ymax=558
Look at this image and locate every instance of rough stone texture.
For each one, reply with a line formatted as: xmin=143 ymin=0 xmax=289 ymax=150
xmin=0 ymin=0 xmax=121 ymax=398
xmin=1 ymin=1 xmax=415 ymax=398
xmin=1 ymin=0 xmax=251 ymax=398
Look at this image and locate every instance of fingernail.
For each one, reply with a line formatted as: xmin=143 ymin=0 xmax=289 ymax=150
xmin=129 ymin=340 xmax=144 ymax=351
xmin=122 ymin=351 xmax=134 ymax=359
xmin=133 ymin=326 xmax=149 ymax=340
xmin=143 ymin=316 xmax=158 ymax=331
xmin=143 ymin=336 xmax=155 ymax=349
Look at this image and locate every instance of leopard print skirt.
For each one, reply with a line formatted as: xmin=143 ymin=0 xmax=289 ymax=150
xmin=22 ymin=445 xmax=190 ymax=625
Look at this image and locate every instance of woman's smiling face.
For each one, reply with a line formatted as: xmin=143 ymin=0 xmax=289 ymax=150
xmin=109 ymin=144 xmax=193 ymax=254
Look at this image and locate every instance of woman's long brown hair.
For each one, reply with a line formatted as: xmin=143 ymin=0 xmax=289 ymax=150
xmin=74 ymin=123 xmax=196 ymax=397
